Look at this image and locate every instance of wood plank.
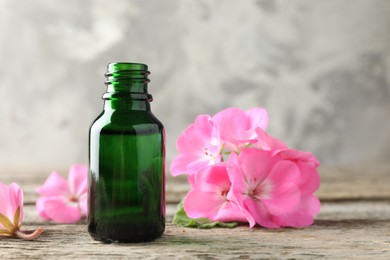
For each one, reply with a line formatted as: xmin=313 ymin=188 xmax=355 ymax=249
xmin=1 ymin=164 xmax=390 ymax=204
xmin=1 ymin=202 xmax=389 ymax=259
xmin=317 ymin=165 xmax=390 ymax=201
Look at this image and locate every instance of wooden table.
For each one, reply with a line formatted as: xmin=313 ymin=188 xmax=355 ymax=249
xmin=1 ymin=165 xmax=389 ymax=259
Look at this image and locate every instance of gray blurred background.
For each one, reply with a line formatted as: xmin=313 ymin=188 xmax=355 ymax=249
xmin=0 ymin=0 xmax=389 ymax=173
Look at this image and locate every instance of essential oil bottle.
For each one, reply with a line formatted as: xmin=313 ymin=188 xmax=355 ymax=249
xmin=88 ymin=63 xmax=165 ymax=243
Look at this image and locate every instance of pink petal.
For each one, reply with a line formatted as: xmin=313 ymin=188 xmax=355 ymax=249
xmin=275 ymin=149 xmax=320 ymax=196
xmin=37 ymin=172 xmax=69 ymax=197
xmin=226 ymin=153 xmax=247 ymax=193
xmin=187 ymin=157 xmax=220 ymax=174
xmin=262 ymin=161 xmax=301 ymax=215
xmin=0 ymin=182 xmax=24 ymax=223
xmin=236 ymin=149 xmax=278 ymax=183
xmin=254 ymin=128 xmax=287 ymax=150
xmin=272 ymin=195 xmax=321 ymax=227
xmin=195 ymin=165 xmax=231 ymax=193
xmin=184 ymin=165 xmax=238 ymax=221
xmin=243 ymin=198 xmax=279 ymax=228
xmin=171 ymin=114 xmax=222 ymax=176
xmin=213 ymin=107 xmax=269 ymax=150
xmin=278 ymin=149 xmax=320 ymax=168
xmin=171 ymin=152 xmax=220 ymax=176
xmin=170 ymin=153 xmax=201 ymax=176
xmin=79 ymin=193 xmax=88 ymax=217
xmin=183 ymin=189 xmax=225 ymax=220
xmin=213 ymin=108 xmax=249 ymax=148
xmin=213 ymin=200 xmax=247 ymax=223
xmin=245 ymin=107 xmax=269 ymax=131
xmin=8 ymin=183 xmax=24 ymax=225
xmin=68 ymin=164 xmax=88 ymax=196
xmin=297 ymin=162 xmax=320 ymax=196
xmin=267 ymin=161 xmax=300 ymax=189
xmin=42 ymin=198 xmax=82 ymax=223
xmin=36 ymin=198 xmax=51 ymax=221
xmin=188 ymin=174 xmax=197 ymax=188
xmin=0 ymin=181 xmax=11 ymax=218
xmin=177 ymin=115 xmax=215 ymax=152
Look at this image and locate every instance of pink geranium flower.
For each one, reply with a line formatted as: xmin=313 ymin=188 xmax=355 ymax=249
xmin=183 ymin=165 xmax=247 ymax=222
xmin=213 ymin=107 xmax=269 ymax=152
xmin=271 ymin=149 xmax=321 ymax=227
xmin=227 ymin=148 xmax=301 ymax=228
xmin=36 ymin=165 xmax=88 ymax=224
xmin=171 ymin=107 xmax=321 ymax=229
xmin=0 ymin=181 xmax=43 ymax=240
xmin=253 ymin=128 xmax=321 ymax=227
xmin=171 ymin=115 xmax=223 ymax=176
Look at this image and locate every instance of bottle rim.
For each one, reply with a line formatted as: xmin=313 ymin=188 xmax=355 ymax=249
xmin=107 ymin=62 xmax=148 ymax=73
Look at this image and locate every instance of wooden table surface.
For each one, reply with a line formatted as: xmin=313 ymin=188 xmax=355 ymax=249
xmin=1 ymin=165 xmax=389 ymax=259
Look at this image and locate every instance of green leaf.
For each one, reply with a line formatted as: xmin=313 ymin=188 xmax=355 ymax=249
xmin=172 ymin=200 xmax=238 ymax=229
xmin=0 ymin=212 xmax=14 ymax=230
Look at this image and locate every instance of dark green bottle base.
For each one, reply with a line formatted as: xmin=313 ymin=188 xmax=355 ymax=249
xmin=88 ymin=222 xmax=165 ymax=243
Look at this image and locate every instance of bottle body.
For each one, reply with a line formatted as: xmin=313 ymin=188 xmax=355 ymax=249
xmin=88 ymin=63 xmax=165 ymax=242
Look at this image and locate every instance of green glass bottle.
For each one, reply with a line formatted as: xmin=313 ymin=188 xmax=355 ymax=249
xmin=88 ymin=62 xmax=165 ymax=243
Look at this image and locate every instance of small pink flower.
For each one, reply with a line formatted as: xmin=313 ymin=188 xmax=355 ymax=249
xmin=227 ymin=148 xmax=301 ymax=228
xmin=183 ymin=165 xmax=247 ymax=222
xmin=171 ymin=115 xmax=223 ymax=176
xmin=36 ymin=164 xmax=88 ymax=224
xmin=271 ymin=149 xmax=321 ymax=227
xmin=213 ymin=107 xmax=269 ymax=152
xmin=0 ymin=181 xmax=43 ymax=240
xmin=253 ymin=128 xmax=321 ymax=227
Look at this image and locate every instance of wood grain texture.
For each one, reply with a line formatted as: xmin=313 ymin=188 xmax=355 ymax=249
xmin=4 ymin=164 xmax=387 ymax=204
xmin=1 ymin=166 xmax=389 ymax=259
xmin=1 ymin=202 xmax=390 ymax=259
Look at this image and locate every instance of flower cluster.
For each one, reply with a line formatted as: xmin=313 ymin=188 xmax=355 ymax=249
xmin=171 ymin=107 xmax=320 ymax=228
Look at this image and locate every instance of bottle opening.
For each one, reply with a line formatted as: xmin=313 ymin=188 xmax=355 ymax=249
xmin=107 ymin=62 xmax=148 ymax=73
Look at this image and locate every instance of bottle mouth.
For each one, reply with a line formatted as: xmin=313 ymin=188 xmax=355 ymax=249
xmin=105 ymin=62 xmax=150 ymax=84
xmin=103 ymin=62 xmax=152 ymax=101
xmin=107 ymin=62 xmax=149 ymax=73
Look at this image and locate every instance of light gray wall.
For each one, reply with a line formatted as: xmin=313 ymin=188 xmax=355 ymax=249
xmin=1 ymin=0 xmax=389 ymax=172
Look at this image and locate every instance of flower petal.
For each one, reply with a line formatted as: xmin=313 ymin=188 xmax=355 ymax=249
xmin=243 ymin=198 xmax=279 ymax=228
xmin=183 ymin=189 xmax=224 ymax=220
xmin=254 ymin=128 xmax=287 ymax=150
xmin=37 ymin=172 xmax=69 ymax=197
xmin=79 ymin=193 xmax=88 ymax=217
xmin=68 ymin=164 xmax=88 ymax=196
xmin=245 ymin=107 xmax=269 ymax=131
xmin=36 ymin=198 xmax=51 ymax=221
xmin=297 ymin=162 xmax=320 ymax=196
xmin=194 ymin=165 xmax=231 ymax=193
xmin=213 ymin=200 xmax=247 ymax=223
xmin=8 ymin=183 xmax=23 ymax=225
xmin=237 ymin=149 xmax=278 ymax=184
xmin=0 ymin=182 xmax=11 ymax=218
xmin=171 ymin=114 xmax=222 ymax=176
xmin=42 ymin=198 xmax=82 ymax=224
xmin=262 ymin=161 xmax=301 ymax=215
xmin=272 ymin=195 xmax=321 ymax=227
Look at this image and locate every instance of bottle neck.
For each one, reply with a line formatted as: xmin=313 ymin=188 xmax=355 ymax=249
xmin=102 ymin=62 xmax=152 ymax=112
xmin=104 ymin=99 xmax=151 ymax=111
